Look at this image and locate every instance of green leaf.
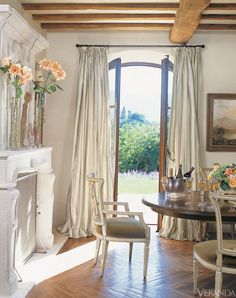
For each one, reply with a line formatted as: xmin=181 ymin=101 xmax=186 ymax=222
xmin=47 ymin=82 xmax=56 ymax=88
xmin=50 ymin=85 xmax=57 ymax=93
xmin=15 ymin=87 xmax=22 ymax=98
xmin=0 ymin=67 xmax=7 ymax=73
xmin=34 ymin=86 xmax=45 ymax=92
xmin=11 ymin=80 xmax=18 ymax=87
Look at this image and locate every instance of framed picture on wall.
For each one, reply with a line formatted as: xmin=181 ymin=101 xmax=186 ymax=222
xmin=207 ymin=93 xmax=236 ymax=151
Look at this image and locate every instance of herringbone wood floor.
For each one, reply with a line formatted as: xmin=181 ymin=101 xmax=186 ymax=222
xmin=27 ymin=229 xmax=236 ymax=298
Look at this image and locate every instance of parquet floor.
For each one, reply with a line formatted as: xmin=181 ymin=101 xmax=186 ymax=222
xmin=27 ymin=229 xmax=236 ymax=298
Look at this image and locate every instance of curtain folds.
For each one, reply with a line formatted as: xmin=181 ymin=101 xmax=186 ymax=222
xmin=60 ymin=47 xmax=114 ymax=238
xmin=159 ymin=47 xmax=202 ymax=241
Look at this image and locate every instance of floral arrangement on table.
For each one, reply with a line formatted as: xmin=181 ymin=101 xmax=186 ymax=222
xmin=33 ymin=58 xmax=66 ymax=146
xmin=208 ymin=164 xmax=236 ymax=192
xmin=0 ymin=57 xmax=33 ymax=148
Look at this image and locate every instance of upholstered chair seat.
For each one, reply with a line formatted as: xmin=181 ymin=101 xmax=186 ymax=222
xmin=194 ymin=240 xmax=236 ymax=269
xmin=96 ymin=217 xmax=146 ymax=238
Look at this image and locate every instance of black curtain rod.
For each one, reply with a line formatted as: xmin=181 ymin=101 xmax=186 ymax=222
xmin=75 ymin=44 xmax=205 ymax=48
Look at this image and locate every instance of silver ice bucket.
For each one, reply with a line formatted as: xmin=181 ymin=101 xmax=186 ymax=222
xmin=161 ymin=178 xmax=186 ymax=194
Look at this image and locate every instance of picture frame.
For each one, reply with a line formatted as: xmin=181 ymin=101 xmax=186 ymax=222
xmin=207 ymin=93 xmax=236 ymax=152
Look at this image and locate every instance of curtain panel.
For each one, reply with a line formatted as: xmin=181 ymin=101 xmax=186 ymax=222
xmin=159 ymin=47 xmax=202 ymax=241
xmin=60 ymin=47 xmax=114 ymax=238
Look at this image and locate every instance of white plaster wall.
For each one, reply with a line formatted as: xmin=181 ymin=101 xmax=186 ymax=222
xmin=191 ymin=31 xmax=236 ymax=167
xmin=45 ymin=30 xmax=236 ymax=226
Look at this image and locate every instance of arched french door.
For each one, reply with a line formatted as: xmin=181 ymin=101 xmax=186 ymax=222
xmin=109 ymin=57 xmax=173 ymax=214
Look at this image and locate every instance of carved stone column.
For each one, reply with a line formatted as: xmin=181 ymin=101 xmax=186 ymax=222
xmin=0 ymin=189 xmax=19 ymax=296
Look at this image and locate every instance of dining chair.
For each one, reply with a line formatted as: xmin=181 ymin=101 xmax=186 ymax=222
xmin=200 ymin=166 xmax=235 ymax=239
xmin=87 ymin=174 xmax=150 ymax=278
xmin=193 ymin=193 xmax=236 ymax=297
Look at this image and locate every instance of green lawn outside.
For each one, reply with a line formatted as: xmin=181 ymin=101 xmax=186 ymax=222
xmin=118 ymin=175 xmax=158 ymax=194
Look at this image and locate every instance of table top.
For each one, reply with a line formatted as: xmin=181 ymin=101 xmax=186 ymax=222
xmin=142 ymin=191 xmax=236 ymax=222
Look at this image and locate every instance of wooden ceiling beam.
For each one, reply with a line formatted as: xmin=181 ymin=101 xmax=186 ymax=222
xmin=22 ymin=3 xmax=236 ymax=12
xmin=22 ymin=3 xmax=179 ymax=11
xmin=33 ymin=13 xmax=175 ymax=22
xmin=41 ymin=23 xmax=173 ymax=30
xmin=207 ymin=3 xmax=236 ymax=10
xmin=33 ymin=13 xmax=236 ymax=22
xmin=41 ymin=22 xmax=236 ymax=31
xmin=169 ymin=0 xmax=211 ymax=44
xmin=201 ymin=14 xmax=236 ymax=21
xmin=199 ymin=23 xmax=236 ymax=30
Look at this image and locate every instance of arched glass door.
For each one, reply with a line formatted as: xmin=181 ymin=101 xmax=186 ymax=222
xmin=109 ymin=56 xmax=173 ymax=224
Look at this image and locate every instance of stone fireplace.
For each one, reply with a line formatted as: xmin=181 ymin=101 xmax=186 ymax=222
xmin=0 ymin=147 xmax=55 ymax=297
xmin=0 ymin=6 xmax=55 ymax=297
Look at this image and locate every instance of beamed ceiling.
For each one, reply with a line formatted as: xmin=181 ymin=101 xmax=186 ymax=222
xmin=20 ymin=0 xmax=236 ymax=44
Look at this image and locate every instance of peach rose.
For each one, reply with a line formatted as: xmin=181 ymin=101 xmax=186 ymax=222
xmin=1 ymin=56 xmax=11 ymax=67
xmin=21 ymin=66 xmax=33 ymax=81
xmin=228 ymin=176 xmax=236 ymax=188
xmin=8 ymin=63 xmax=22 ymax=76
xmin=38 ymin=58 xmax=52 ymax=71
xmin=19 ymin=77 xmax=28 ymax=85
xmin=51 ymin=61 xmax=62 ymax=72
xmin=53 ymin=69 xmax=66 ymax=81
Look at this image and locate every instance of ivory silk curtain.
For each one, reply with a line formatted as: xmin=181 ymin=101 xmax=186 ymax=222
xmin=159 ymin=47 xmax=202 ymax=241
xmin=60 ymin=47 xmax=114 ymax=238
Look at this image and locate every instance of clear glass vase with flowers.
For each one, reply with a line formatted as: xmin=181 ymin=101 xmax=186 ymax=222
xmin=33 ymin=58 xmax=66 ymax=146
xmin=0 ymin=57 xmax=32 ymax=149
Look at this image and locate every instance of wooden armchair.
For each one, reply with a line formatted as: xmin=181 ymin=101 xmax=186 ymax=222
xmin=87 ymin=174 xmax=150 ymax=278
xmin=193 ymin=193 xmax=236 ymax=297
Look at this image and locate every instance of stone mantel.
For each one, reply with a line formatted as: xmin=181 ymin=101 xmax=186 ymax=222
xmin=0 ymin=147 xmax=52 ymax=188
xmin=0 ymin=5 xmax=48 ymax=55
xmin=0 ymin=147 xmax=55 ymax=297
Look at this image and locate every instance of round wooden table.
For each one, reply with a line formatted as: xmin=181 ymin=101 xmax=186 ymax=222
xmin=142 ymin=191 xmax=236 ymax=222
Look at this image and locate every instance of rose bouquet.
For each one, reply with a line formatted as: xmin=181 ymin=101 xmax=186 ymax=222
xmin=33 ymin=58 xmax=66 ymax=146
xmin=208 ymin=164 xmax=236 ymax=191
xmin=0 ymin=57 xmax=33 ymax=98
xmin=0 ymin=57 xmax=33 ymax=148
xmin=33 ymin=58 xmax=66 ymax=100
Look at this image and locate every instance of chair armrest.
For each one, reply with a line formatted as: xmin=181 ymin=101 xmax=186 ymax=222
xmin=103 ymin=210 xmax=142 ymax=216
xmin=103 ymin=201 xmax=130 ymax=211
xmin=220 ymin=248 xmax=236 ymax=257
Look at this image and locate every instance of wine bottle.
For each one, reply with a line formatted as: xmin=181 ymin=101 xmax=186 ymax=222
xmin=168 ymin=168 xmax=174 ymax=180
xmin=183 ymin=166 xmax=195 ymax=177
xmin=176 ymin=164 xmax=183 ymax=179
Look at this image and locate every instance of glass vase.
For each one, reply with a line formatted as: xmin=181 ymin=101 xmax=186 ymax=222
xmin=34 ymin=93 xmax=46 ymax=147
xmin=8 ymin=84 xmax=22 ymax=150
xmin=0 ymin=75 xmax=9 ymax=150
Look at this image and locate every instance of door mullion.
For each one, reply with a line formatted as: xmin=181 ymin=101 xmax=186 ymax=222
xmin=109 ymin=58 xmax=121 ymax=202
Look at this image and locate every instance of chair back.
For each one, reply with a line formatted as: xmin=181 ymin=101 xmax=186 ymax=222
xmin=210 ymin=193 xmax=236 ymax=257
xmin=87 ymin=174 xmax=106 ymax=233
